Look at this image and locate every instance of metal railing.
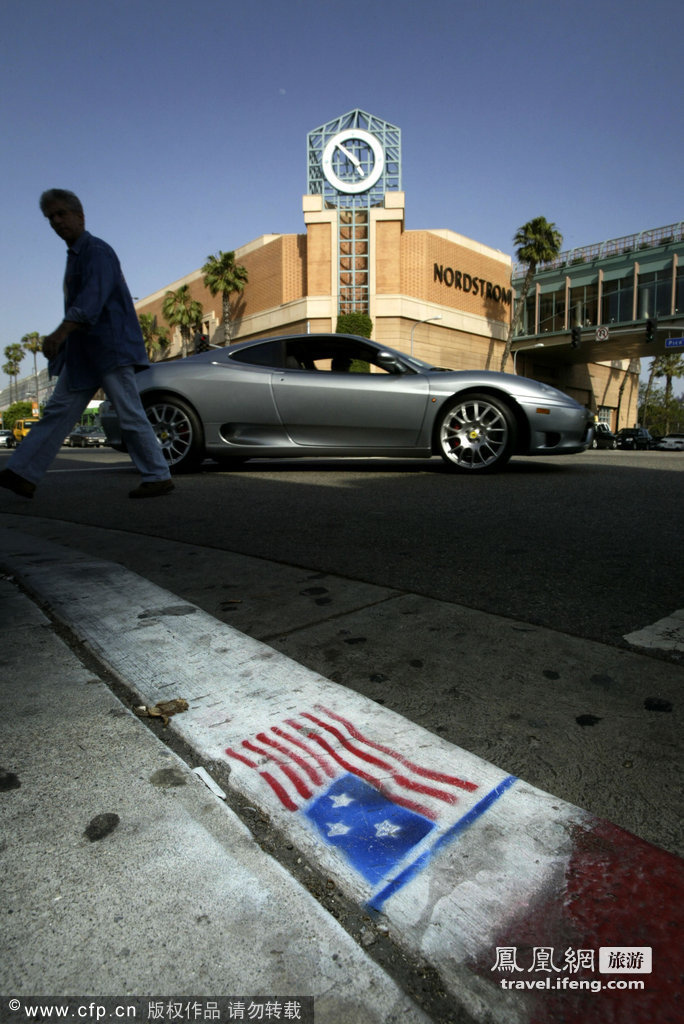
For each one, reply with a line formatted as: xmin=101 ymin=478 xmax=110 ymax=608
xmin=513 ymin=222 xmax=684 ymax=280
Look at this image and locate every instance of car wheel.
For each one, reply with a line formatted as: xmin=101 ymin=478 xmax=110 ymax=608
xmin=610 ymin=439 xmax=617 ymax=449
xmin=436 ymin=392 xmax=516 ymax=472
xmin=143 ymin=395 xmax=204 ymax=473
xmin=591 ymin=438 xmax=598 ymax=449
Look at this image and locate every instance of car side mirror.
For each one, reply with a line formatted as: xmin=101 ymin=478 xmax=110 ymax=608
xmin=377 ymin=351 xmax=406 ymax=374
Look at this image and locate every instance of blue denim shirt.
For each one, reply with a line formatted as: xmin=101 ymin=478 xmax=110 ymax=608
xmin=50 ymin=230 xmax=149 ymax=389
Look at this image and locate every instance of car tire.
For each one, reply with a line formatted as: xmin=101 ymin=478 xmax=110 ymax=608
xmin=435 ymin=392 xmax=516 ymax=472
xmin=143 ymin=394 xmax=204 ymax=473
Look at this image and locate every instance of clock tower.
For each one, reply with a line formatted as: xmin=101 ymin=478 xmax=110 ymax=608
xmin=306 ymin=110 xmax=402 ymax=317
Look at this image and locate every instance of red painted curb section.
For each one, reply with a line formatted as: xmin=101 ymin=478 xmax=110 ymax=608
xmin=2 ymin=531 xmax=682 ymax=1024
xmin=480 ymin=819 xmax=683 ymax=1024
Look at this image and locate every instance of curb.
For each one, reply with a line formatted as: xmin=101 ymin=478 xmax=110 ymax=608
xmin=2 ymin=528 xmax=682 ymax=1024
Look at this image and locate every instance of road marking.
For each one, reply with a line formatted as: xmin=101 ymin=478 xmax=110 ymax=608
xmin=624 ymin=609 xmax=684 ymax=652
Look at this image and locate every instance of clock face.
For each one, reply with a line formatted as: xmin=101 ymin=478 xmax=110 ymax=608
xmin=321 ymin=129 xmax=385 ymax=194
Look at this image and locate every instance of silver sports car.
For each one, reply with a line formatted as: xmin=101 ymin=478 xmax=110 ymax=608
xmin=101 ymin=333 xmax=593 ymax=473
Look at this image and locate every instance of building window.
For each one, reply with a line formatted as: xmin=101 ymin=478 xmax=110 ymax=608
xmin=601 ymin=276 xmax=634 ymax=324
xmin=638 ymin=269 xmax=673 ymax=319
xmin=539 ymin=288 xmax=566 ymax=332
xmin=338 ymin=208 xmax=369 ymax=315
xmin=570 ymin=283 xmax=598 ymax=326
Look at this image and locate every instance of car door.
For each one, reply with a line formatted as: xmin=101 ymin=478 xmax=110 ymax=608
xmin=270 ymin=367 xmax=430 ymax=447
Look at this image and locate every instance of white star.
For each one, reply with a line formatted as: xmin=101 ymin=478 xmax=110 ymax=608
xmin=375 ymin=819 xmax=402 ymax=838
xmin=329 ymin=792 xmax=355 ymax=808
xmin=326 ymin=822 xmax=351 ymax=837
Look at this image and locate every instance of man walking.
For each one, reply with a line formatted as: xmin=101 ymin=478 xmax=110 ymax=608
xmin=0 ymin=189 xmax=174 ymax=499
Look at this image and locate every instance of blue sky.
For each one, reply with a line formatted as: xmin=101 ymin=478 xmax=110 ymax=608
xmin=2 ymin=0 xmax=683 ymax=388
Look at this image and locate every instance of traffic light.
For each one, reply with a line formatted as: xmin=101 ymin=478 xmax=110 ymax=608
xmin=645 ymin=318 xmax=656 ymax=343
xmin=194 ymin=333 xmax=210 ymax=353
xmin=571 ymin=326 xmax=581 ymax=349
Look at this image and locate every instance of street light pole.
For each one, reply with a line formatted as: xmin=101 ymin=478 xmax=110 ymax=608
xmin=410 ymin=315 xmax=442 ymax=356
xmin=513 ymin=342 xmax=544 ymax=374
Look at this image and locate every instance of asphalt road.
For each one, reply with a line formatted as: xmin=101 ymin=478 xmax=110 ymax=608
xmin=1 ymin=446 xmax=682 ymax=854
xmin=3 ymin=446 xmax=683 ymax=649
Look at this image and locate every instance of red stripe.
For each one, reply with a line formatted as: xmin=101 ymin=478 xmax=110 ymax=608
xmin=225 ymin=747 xmax=259 ymax=768
xmin=301 ymin=713 xmax=459 ymax=804
xmin=318 ymin=705 xmax=478 ymax=792
xmin=259 ymin=771 xmax=298 ymax=812
xmin=273 ymin=725 xmax=337 ymax=778
xmin=243 ymin=740 xmax=313 ymax=800
xmin=256 ymin=731 xmax=323 ymax=786
xmin=306 ymin=731 xmax=437 ymax=821
xmin=281 ymin=720 xmax=338 ymax=777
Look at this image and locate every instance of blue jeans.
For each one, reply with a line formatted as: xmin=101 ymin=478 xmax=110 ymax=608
xmin=8 ymin=365 xmax=171 ymax=486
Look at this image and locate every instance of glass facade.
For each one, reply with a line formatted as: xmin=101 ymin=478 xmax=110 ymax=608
xmin=637 ymin=269 xmax=675 ymax=319
xmin=601 ymin=276 xmax=634 ymax=324
xmin=514 ymin=231 xmax=683 ymax=338
xmin=338 ymin=208 xmax=369 ymax=314
xmin=538 ymin=288 xmax=565 ymax=333
xmin=571 ymin=282 xmax=598 ymax=326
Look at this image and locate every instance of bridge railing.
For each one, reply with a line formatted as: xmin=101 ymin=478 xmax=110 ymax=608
xmin=513 ymin=222 xmax=684 ymax=279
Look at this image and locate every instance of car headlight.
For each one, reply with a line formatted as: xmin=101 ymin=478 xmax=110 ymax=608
xmin=535 ymin=382 xmax=568 ymax=399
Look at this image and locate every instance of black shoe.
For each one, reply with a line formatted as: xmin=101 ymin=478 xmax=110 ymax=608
xmin=0 ymin=469 xmax=36 ymax=498
xmin=128 ymin=479 xmax=175 ymax=499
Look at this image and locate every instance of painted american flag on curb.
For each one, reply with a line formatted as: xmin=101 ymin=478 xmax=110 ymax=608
xmin=225 ymin=704 xmax=517 ymax=898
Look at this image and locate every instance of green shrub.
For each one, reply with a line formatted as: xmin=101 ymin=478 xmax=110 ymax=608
xmin=2 ymin=401 xmax=33 ymax=430
xmin=336 ymin=312 xmax=373 ymax=339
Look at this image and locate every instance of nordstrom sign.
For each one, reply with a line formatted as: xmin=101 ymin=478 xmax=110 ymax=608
xmin=434 ymin=264 xmax=512 ymax=306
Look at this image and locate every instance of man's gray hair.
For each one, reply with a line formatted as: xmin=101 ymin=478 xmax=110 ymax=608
xmin=39 ymin=189 xmax=84 ymax=215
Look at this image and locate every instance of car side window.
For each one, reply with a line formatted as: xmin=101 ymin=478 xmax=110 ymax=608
xmin=229 ymin=341 xmax=283 ymax=368
xmin=286 ymin=343 xmax=393 ymax=375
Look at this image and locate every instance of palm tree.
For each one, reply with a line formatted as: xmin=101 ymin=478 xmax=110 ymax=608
xmin=139 ymin=313 xmax=170 ymax=362
xmin=615 ymin=358 xmax=640 ymax=431
xmin=3 ymin=343 xmax=24 ymax=404
xmin=21 ymin=331 xmax=43 ymax=401
xmin=202 ymin=251 xmax=249 ymax=345
xmin=653 ymin=353 xmax=684 ymax=433
xmin=501 ymin=216 xmax=563 ymax=372
xmin=161 ymin=286 xmax=203 ymax=359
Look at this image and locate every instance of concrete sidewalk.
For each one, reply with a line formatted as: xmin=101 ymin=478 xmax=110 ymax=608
xmin=0 ymin=573 xmax=431 ymax=1023
xmin=1 ymin=528 xmax=682 ymax=1024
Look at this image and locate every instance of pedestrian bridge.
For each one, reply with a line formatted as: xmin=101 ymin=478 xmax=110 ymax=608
xmin=512 ymin=222 xmax=684 ymax=367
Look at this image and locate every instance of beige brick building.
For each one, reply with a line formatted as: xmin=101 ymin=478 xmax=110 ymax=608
xmin=135 ymin=190 xmax=513 ymax=374
xmin=135 ymin=152 xmax=642 ymax=428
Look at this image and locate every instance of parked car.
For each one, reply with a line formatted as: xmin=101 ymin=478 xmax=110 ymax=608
xmin=655 ymin=432 xmax=684 ymax=451
xmin=68 ymin=425 xmax=106 ymax=447
xmin=616 ymin=428 xmax=655 ymax=450
xmin=591 ymin=423 xmax=618 ymax=449
xmin=0 ymin=429 xmax=15 ymax=449
xmin=101 ymin=332 xmax=594 ymax=474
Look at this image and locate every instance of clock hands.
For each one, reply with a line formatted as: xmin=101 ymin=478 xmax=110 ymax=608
xmin=336 ymin=142 xmax=366 ymax=178
xmin=321 ymin=129 xmax=385 ymax=194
